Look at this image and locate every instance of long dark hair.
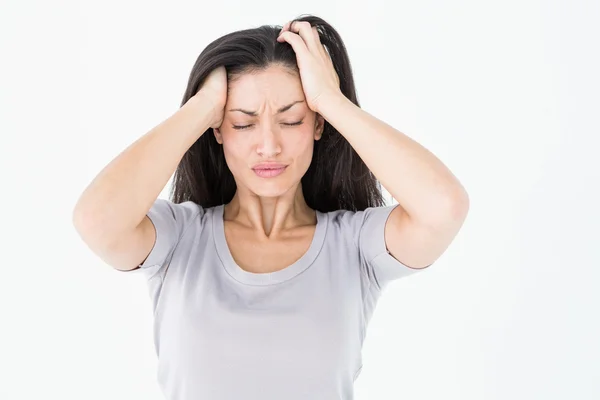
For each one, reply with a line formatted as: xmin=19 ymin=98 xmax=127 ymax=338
xmin=171 ymin=15 xmax=384 ymax=212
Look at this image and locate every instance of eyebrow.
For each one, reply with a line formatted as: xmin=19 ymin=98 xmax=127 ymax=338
xmin=228 ymin=100 xmax=304 ymax=116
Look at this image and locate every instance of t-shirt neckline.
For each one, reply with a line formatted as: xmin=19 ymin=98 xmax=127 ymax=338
xmin=212 ymin=204 xmax=328 ymax=286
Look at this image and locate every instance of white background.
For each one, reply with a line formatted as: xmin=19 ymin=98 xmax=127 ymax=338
xmin=1 ymin=0 xmax=598 ymax=399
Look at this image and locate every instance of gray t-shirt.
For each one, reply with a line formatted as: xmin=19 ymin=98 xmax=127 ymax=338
xmin=124 ymin=198 xmax=426 ymax=399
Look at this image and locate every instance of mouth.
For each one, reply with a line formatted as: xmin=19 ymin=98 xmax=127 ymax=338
xmin=252 ymin=165 xmax=287 ymax=178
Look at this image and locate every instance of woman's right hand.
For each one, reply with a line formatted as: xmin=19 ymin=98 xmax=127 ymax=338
xmin=196 ymin=66 xmax=228 ymax=129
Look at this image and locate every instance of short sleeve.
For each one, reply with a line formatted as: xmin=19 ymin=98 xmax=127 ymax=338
xmin=356 ymin=204 xmax=429 ymax=291
xmin=124 ymin=198 xmax=202 ymax=280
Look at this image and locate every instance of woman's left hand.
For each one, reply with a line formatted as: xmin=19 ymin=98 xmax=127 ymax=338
xmin=277 ymin=21 xmax=342 ymax=113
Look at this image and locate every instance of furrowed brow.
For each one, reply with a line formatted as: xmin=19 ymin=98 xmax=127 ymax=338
xmin=228 ymin=100 xmax=304 ymax=116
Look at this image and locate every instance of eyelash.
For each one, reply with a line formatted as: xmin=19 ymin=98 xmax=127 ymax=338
xmin=232 ymin=121 xmax=304 ymax=130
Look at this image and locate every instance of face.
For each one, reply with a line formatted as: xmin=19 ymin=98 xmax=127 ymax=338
xmin=214 ymin=64 xmax=324 ymax=199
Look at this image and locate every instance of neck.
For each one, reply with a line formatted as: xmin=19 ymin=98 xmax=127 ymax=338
xmin=224 ymin=184 xmax=315 ymax=238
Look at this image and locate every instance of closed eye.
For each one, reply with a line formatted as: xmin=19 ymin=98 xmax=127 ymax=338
xmin=284 ymin=121 xmax=304 ymax=127
xmin=232 ymin=121 xmax=304 ymax=130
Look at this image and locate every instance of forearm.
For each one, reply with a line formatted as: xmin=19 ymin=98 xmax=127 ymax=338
xmin=318 ymin=92 xmax=468 ymax=225
xmin=73 ymin=93 xmax=213 ymax=247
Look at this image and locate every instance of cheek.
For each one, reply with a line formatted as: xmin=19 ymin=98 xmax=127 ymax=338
xmin=297 ymin=128 xmax=315 ymax=151
xmin=278 ymin=122 xmax=311 ymax=143
xmin=220 ymin=142 xmax=247 ymax=175
xmin=284 ymin=130 xmax=315 ymax=167
xmin=221 ymin=133 xmax=251 ymax=159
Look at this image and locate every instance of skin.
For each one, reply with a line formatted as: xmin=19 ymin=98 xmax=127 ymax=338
xmin=208 ymin=20 xmax=469 ymax=271
xmin=213 ymin=64 xmax=325 ymax=243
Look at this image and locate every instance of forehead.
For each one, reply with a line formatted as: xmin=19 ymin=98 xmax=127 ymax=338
xmin=227 ymin=65 xmax=304 ymax=103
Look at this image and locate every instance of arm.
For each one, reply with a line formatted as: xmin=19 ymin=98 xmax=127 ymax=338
xmin=318 ymin=92 xmax=468 ymax=224
xmin=317 ymin=92 xmax=470 ymax=269
xmin=72 ymin=92 xmax=216 ymax=270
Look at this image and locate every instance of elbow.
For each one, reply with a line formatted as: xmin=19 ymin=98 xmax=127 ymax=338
xmin=422 ymin=188 xmax=470 ymax=231
xmin=442 ymin=189 xmax=470 ymax=227
xmin=72 ymin=206 xmax=112 ymax=249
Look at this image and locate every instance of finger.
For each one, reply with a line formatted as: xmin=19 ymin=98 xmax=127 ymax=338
xmin=280 ymin=20 xmax=296 ymax=35
xmin=321 ymin=42 xmax=334 ymax=65
xmin=312 ymin=26 xmax=327 ymax=57
xmin=313 ymin=28 xmax=331 ymax=60
xmin=288 ymin=21 xmax=321 ymax=54
xmin=310 ymin=26 xmax=333 ymax=65
xmin=277 ymin=30 xmax=311 ymax=60
xmin=312 ymin=26 xmax=320 ymax=40
xmin=279 ymin=21 xmax=290 ymax=35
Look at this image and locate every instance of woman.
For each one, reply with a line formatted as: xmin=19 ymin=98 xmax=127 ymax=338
xmin=73 ymin=15 xmax=469 ymax=400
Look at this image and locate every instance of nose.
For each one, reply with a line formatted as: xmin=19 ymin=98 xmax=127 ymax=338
xmin=255 ymin=124 xmax=281 ymax=157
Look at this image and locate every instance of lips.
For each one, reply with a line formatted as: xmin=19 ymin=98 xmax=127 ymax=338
xmin=252 ymin=162 xmax=286 ymax=169
xmin=252 ymin=163 xmax=287 ymax=178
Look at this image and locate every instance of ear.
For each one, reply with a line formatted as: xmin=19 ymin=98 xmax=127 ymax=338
xmin=314 ymin=113 xmax=325 ymax=141
xmin=213 ymin=127 xmax=223 ymax=144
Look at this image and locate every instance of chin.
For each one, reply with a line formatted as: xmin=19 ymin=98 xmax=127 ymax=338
xmin=247 ymin=182 xmax=294 ymax=198
xmin=242 ymin=171 xmax=300 ymax=198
